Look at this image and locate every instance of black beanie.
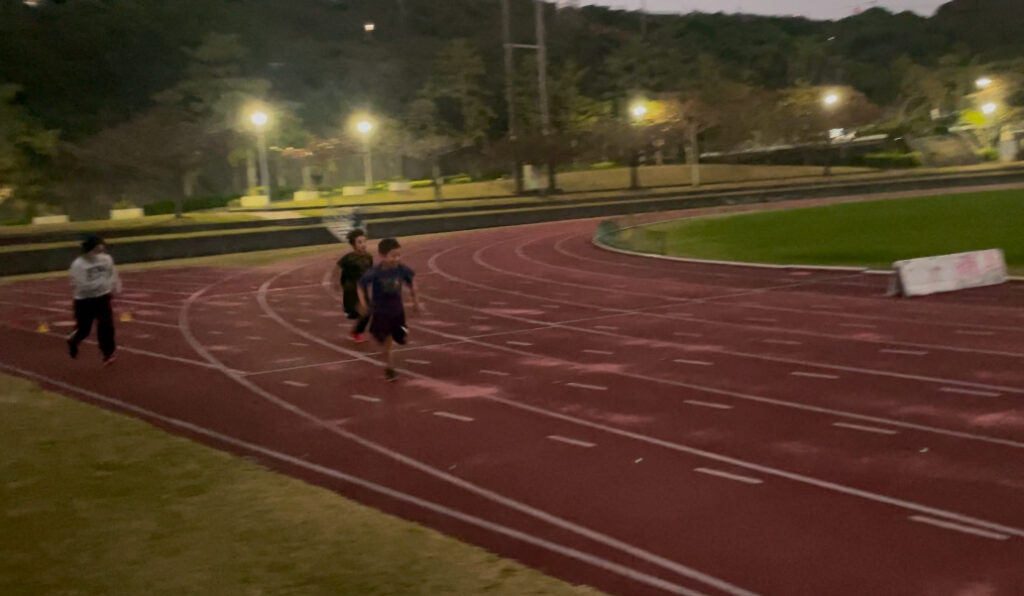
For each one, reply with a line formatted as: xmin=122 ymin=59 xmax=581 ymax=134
xmin=81 ymin=234 xmax=103 ymax=253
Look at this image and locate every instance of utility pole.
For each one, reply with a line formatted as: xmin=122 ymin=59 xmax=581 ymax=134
xmin=535 ymin=0 xmax=555 ymax=193
xmin=502 ymin=0 xmax=524 ymax=194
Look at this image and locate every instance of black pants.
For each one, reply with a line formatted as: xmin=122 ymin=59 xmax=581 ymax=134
xmin=70 ymin=294 xmax=116 ymax=357
xmin=342 ymin=284 xmax=369 ymax=334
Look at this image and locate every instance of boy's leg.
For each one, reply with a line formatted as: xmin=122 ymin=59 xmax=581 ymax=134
xmin=383 ymin=337 xmax=396 ymax=380
xmin=68 ymin=298 xmax=96 ymax=357
xmin=95 ymin=294 xmax=117 ymax=360
xmin=354 ymin=313 xmax=371 ymax=335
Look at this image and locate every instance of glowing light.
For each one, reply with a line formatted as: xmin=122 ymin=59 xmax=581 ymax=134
xmin=630 ymin=103 xmax=648 ymax=120
xmin=357 ymin=120 xmax=373 ymax=135
xmin=981 ymin=102 xmax=997 ymax=116
xmin=250 ymin=111 xmax=268 ymax=127
xmin=823 ymin=93 xmax=839 ymax=107
xmin=976 ymin=77 xmax=993 ymax=89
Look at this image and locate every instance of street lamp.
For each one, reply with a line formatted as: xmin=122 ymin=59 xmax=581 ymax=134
xmin=356 ymin=119 xmax=374 ymax=188
xmin=628 ymin=102 xmax=649 ymax=190
xmin=976 ymin=77 xmax=993 ymax=90
xmin=250 ymin=110 xmax=272 ymax=201
xmin=821 ymin=92 xmax=841 ymax=177
xmin=982 ymin=102 xmax=998 ymax=116
xmin=631 ymin=103 xmax=648 ymax=121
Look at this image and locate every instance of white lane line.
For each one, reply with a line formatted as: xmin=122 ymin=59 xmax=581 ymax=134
xmin=940 ymin=387 xmax=1001 ymax=398
xmin=762 ymin=339 xmax=802 ymax=345
xmin=297 ymin=318 xmax=312 ymax=323
xmin=547 ymin=435 xmax=597 ymax=448
xmin=790 ymin=371 xmax=840 ymax=380
xmin=909 ymin=516 xmax=1009 ymax=540
xmin=490 ymin=301 xmax=509 ymax=306
xmin=291 ymin=342 xmax=309 ymax=347
xmin=542 ymin=304 xmax=561 ymax=309
xmin=955 ymin=330 xmax=995 ymax=336
xmin=594 ymin=325 xmax=620 ymax=330
xmin=209 ymin=330 xmax=224 ymax=335
xmin=583 ymin=349 xmax=615 ymax=355
xmin=674 ymin=359 xmax=714 ymax=366
xmin=471 ymin=315 xmax=490 ymax=320
xmin=246 ymin=336 xmax=264 ymax=340
xmin=352 ymin=394 xmax=381 ymax=403
xmin=833 ymin=422 xmax=899 ymax=435
xmin=840 ymin=323 xmax=878 ymax=329
xmin=433 ymin=411 xmax=475 ymax=422
xmin=684 ymin=400 xmax=733 ymax=410
xmin=673 ymin=332 xmax=703 ymax=338
xmin=480 ymin=369 xmax=511 ymax=377
xmin=881 ymin=349 xmax=928 ymax=356
xmin=274 ymin=357 xmax=304 ymax=364
xmin=406 ymin=359 xmax=431 ymax=365
xmin=283 ymin=380 xmax=309 ymax=388
xmin=566 ymin=382 xmax=608 ymax=391
xmin=746 ymin=317 xmax=778 ymax=323
xmin=506 ymin=341 xmax=533 ymax=346
xmin=694 ymin=468 xmax=763 ymax=485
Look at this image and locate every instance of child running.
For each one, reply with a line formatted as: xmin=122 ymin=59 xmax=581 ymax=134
xmin=337 ymin=228 xmax=374 ymax=342
xmin=67 ymin=234 xmax=122 ymax=365
xmin=358 ymin=237 xmax=422 ymax=381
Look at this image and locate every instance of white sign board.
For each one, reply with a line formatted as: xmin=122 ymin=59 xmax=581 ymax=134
xmin=893 ymin=249 xmax=1007 ymax=297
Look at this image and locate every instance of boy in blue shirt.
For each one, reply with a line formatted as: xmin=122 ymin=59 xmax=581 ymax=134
xmin=358 ymin=238 xmax=422 ymax=381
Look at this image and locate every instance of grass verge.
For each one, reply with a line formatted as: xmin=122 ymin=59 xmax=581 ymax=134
xmin=607 ymin=189 xmax=1024 ymax=274
xmin=0 ymin=373 xmax=602 ymax=596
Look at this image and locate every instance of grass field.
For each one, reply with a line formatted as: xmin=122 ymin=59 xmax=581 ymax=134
xmin=0 ymin=374 xmax=602 ymax=596
xmin=608 ymin=190 xmax=1024 ymax=273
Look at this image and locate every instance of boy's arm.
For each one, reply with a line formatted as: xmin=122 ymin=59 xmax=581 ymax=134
xmin=406 ymin=278 xmax=422 ymax=314
xmin=110 ymin=258 xmax=123 ymax=295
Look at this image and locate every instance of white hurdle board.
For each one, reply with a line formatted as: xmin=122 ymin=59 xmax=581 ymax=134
xmin=891 ymin=249 xmax=1007 ymax=297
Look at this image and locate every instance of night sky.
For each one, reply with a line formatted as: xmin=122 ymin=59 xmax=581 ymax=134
xmin=580 ymin=0 xmax=948 ymax=21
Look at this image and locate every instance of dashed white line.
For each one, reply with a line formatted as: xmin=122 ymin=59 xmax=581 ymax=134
xmin=694 ymin=468 xmax=763 ymax=485
xmin=880 ymin=349 xmax=929 ymax=356
xmin=566 ymin=382 xmax=608 ymax=391
xmin=351 ymin=394 xmax=381 ymax=403
xmin=209 ymin=330 xmax=224 ymax=335
xmin=283 ymin=380 xmax=309 ymax=388
xmin=832 ymin=422 xmax=899 ymax=435
xmin=406 ymin=359 xmax=431 ymax=365
xmin=291 ymin=342 xmax=309 ymax=347
xmin=673 ymin=331 xmax=703 ymax=338
xmin=746 ymin=317 xmax=778 ymax=323
xmin=594 ymin=325 xmax=620 ymax=330
xmin=506 ymin=341 xmax=533 ymax=346
xmin=542 ymin=304 xmax=561 ymax=309
xmin=684 ymin=400 xmax=733 ymax=410
xmin=840 ymin=323 xmax=878 ymax=329
xmin=674 ymin=359 xmax=714 ymax=366
xmin=547 ymin=435 xmax=597 ymax=448
xmin=762 ymin=339 xmax=802 ymax=346
xmin=480 ymin=369 xmax=511 ymax=377
xmin=583 ymin=349 xmax=615 ymax=355
xmin=955 ymin=330 xmax=996 ymax=336
xmin=940 ymin=387 xmax=1001 ymax=398
xmin=790 ymin=371 xmax=840 ymax=380
xmin=433 ymin=411 xmax=475 ymax=422
xmin=471 ymin=315 xmax=490 ymax=320
xmin=246 ymin=336 xmax=264 ymax=341
xmin=297 ymin=318 xmax=312 ymax=323
xmin=909 ymin=516 xmax=1009 ymax=540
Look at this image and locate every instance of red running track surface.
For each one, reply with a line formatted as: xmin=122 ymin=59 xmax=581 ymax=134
xmin=2 ymin=219 xmax=1023 ymax=596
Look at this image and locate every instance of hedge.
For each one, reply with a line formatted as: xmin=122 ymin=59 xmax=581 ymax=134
xmin=862 ymin=152 xmax=923 ymax=169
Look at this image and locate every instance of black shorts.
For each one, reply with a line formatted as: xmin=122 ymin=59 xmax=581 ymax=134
xmin=369 ymin=311 xmax=407 ymax=345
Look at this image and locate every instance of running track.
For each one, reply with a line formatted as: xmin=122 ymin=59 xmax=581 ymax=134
xmin=2 ymin=218 xmax=1023 ymax=596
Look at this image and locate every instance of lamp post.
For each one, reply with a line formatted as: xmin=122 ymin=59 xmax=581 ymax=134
xmin=822 ymin=92 xmax=840 ymax=177
xmin=629 ymin=102 xmax=648 ymax=190
xmin=357 ymin=119 xmax=374 ymax=188
xmin=976 ymin=77 xmax=993 ymax=90
xmin=250 ymin=111 xmax=272 ymax=201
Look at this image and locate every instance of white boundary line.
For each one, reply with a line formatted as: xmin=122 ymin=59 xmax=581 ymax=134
xmin=310 ymin=258 xmax=1024 ymax=536
xmin=908 ymin=515 xmax=1010 ymax=540
xmin=694 ymin=468 xmax=764 ymax=485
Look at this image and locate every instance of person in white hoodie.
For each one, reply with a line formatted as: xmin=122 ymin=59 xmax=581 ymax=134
xmin=68 ymin=234 xmax=122 ymax=364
